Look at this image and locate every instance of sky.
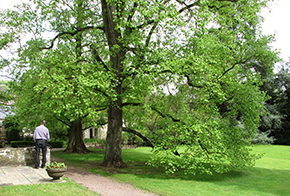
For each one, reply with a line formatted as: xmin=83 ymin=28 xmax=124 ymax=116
xmin=0 ymin=0 xmax=289 ymax=70
xmin=261 ymin=0 xmax=290 ymax=64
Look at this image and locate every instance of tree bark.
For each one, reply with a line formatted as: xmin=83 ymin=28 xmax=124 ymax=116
xmin=64 ymin=119 xmax=90 ymax=153
xmin=102 ymin=96 xmax=126 ymax=168
xmin=101 ymin=0 xmax=126 ymax=168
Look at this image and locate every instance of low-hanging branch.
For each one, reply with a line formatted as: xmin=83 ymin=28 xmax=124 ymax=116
xmin=122 ymin=127 xmax=154 ymax=148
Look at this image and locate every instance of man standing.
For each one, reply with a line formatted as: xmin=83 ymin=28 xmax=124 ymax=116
xmin=33 ymin=120 xmax=50 ymax=169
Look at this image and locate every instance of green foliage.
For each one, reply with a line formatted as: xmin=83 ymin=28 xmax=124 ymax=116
xmin=0 ymin=0 xmax=279 ymax=173
xmin=3 ymin=115 xmax=21 ymax=143
xmin=45 ymin=161 xmax=67 ymax=170
xmin=48 ymin=141 xmax=64 ymax=148
xmin=259 ymin=62 xmax=290 ymax=145
xmin=251 ymin=131 xmax=275 ymax=144
xmin=10 ymin=141 xmax=63 ymax=148
xmin=10 ymin=141 xmax=34 ymax=147
xmin=84 ymin=138 xmax=106 ymax=146
xmin=50 ymin=128 xmax=68 ymax=142
xmin=123 ymin=132 xmax=144 ymax=146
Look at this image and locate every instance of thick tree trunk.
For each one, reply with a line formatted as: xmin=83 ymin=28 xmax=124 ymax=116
xmin=101 ymin=0 xmax=126 ymax=168
xmin=64 ymin=119 xmax=90 ymax=153
xmin=102 ymin=86 xmax=126 ymax=168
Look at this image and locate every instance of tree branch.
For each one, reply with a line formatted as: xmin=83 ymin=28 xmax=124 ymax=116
xmin=178 ymin=1 xmax=200 ymax=13
xmin=90 ymin=44 xmax=109 ymax=71
xmin=122 ymin=127 xmax=154 ymax=148
xmin=150 ymin=106 xmax=181 ymax=122
xmin=94 ymin=87 xmax=110 ymax=97
xmin=121 ymin=102 xmax=181 ymax=123
xmin=124 ymin=2 xmax=138 ymax=37
xmin=121 ymin=102 xmax=141 ymax=107
xmin=54 ymin=115 xmax=71 ymax=127
xmin=40 ymin=26 xmax=104 ymax=50
xmin=219 ymin=56 xmax=253 ymax=79
xmin=184 ymin=73 xmax=203 ymax=88
xmin=145 ymin=22 xmax=158 ymax=47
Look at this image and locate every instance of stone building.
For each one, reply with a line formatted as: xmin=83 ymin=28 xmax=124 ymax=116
xmin=83 ymin=124 xmax=107 ymax=140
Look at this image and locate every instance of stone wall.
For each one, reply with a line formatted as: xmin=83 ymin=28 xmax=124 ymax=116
xmin=0 ymin=147 xmax=50 ymax=166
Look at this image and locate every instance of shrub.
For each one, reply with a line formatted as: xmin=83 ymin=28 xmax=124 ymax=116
xmin=84 ymin=138 xmax=106 ymax=148
xmin=4 ymin=116 xmax=21 ymax=143
xmin=10 ymin=141 xmax=34 ymax=147
xmin=48 ymin=141 xmax=63 ymax=148
xmin=10 ymin=141 xmax=63 ymax=148
xmin=251 ymin=131 xmax=275 ymax=144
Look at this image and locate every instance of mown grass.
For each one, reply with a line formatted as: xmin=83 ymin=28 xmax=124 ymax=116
xmin=51 ymin=145 xmax=290 ymax=196
xmin=0 ymin=178 xmax=100 ymax=196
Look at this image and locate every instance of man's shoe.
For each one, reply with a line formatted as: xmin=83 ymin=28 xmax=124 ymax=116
xmin=41 ymin=166 xmax=45 ymax=169
xmin=34 ymin=166 xmax=39 ymax=169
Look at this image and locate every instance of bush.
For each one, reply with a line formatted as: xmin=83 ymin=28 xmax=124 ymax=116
xmin=48 ymin=141 xmax=63 ymax=148
xmin=251 ymin=131 xmax=275 ymax=145
xmin=4 ymin=116 xmax=21 ymax=143
xmin=10 ymin=141 xmax=34 ymax=147
xmin=84 ymin=138 xmax=98 ymax=144
xmin=84 ymin=138 xmax=106 ymax=148
xmin=10 ymin=141 xmax=63 ymax=148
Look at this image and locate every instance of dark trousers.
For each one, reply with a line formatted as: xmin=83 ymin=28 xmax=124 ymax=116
xmin=35 ymin=139 xmax=47 ymax=168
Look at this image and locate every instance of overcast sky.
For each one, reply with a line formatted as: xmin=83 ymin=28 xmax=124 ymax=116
xmin=1 ymin=0 xmax=289 ymax=63
xmin=261 ymin=0 xmax=290 ymax=63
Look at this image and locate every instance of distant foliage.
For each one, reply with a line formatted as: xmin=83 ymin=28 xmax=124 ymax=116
xmin=251 ymin=131 xmax=275 ymax=144
xmin=259 ymin=63 xmax=290 ymax=145
xmin=3 ymin=115 xmax=21 ymax=143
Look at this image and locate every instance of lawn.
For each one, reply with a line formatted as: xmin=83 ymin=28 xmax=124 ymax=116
xmin=51 ymin=145 xmax=290 ymax=196
xmin=0 ymin=178 xmax=100 ymax=196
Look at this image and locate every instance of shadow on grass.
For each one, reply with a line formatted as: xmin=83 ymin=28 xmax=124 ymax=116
xmin=52 ymin=149 xmax=290 ymax=196
xmin=51 ymin=149 xmax=259 ymax=181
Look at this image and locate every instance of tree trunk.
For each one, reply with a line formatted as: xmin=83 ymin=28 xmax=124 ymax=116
xmin=102 ymin=87 xmax=126 ymax=168
xmin=64 ymin=119 xmax=90 ymax=153
xmin=101 ymin=0 xmax=126 ymax=168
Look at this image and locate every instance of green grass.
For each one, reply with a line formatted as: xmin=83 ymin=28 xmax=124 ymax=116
xmin=0 ymin=178 xmax=100 ymax=196
xmin=52 ymin=145 xmax=290 ymax=196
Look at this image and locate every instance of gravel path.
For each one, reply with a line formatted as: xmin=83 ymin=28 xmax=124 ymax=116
xmin=51 ymin=156 xmax=158 ymax=196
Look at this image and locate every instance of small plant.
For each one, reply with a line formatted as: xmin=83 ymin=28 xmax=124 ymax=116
xmin=45 ymin=162 xmax=67 ymax=170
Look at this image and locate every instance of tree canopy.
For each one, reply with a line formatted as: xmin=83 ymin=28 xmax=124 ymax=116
xmin=0 ymin=0 xmax=279 ymax=174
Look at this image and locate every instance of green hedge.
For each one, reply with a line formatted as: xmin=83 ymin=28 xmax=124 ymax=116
xmin=10 ymin=141 xmax=63 ymax=148
xmin=10 ymin=141 xmax=34 ymax=147
xmin=48 ymin=141 xmax=63 ymax=148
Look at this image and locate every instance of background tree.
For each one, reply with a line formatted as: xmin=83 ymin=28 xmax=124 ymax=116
xmin=3 ymin=115 xmax=21 ymax=143
xmin=0 ymin=0 xmax=279 ymax=174
xmin=1 ymin=0 xmax=106 ymax=153
xmin=260 ymin=62 xmax=290 ymax=145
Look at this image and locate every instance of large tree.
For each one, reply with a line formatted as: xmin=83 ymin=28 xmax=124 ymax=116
xmin=260 ymin=62 xmax=290 ymax=145
xmin=0 ymin=0 xmax=278 ymax=174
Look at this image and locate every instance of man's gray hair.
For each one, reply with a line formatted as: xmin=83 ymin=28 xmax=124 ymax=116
xmin=41 ymin=120 xmax=47 ymax=125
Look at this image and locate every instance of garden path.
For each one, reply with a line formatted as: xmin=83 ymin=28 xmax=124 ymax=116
xmin=51 ymin=155 xmax=158 ymax=196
